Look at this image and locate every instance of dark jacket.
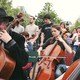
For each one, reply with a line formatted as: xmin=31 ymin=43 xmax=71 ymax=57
xmin=73 ymin=46 xmax=80 ymax=62
xmin=4 ymin=30 xmax=28 ymax=80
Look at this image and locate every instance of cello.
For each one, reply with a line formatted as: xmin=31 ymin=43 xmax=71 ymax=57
xmin=62 ymin=59 xmax=80 ymax=80
xmin=0 ymin=46 xmax=16 ymax=80
xmin=0 ymin=18 xmax=17 ymax=80
xmin=30 ymin=39 xmax=65 ymax=80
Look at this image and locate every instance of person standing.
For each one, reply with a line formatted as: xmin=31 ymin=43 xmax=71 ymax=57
xmin=25 ymin=16 xmax=39 ymax=44
xmin=40 ymin=14 xmax=53 ymax=46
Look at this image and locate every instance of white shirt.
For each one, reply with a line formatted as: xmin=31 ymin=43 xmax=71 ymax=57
xmin=25 ymin=24 xmax=39 ymax=37
xmin=73 ymin=33 xmax=79 ymax=45
xmin=12 ymin=24 xmax=24 ymax=34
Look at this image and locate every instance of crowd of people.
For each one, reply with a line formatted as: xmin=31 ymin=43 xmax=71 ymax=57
xmin=0 ymin=8 xmax=80 ymax=80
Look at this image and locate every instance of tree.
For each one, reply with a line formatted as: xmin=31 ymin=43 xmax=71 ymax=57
xmin=0 ymin=0 xmax=22 ymax=17
xmin=0 ymin=0 xmax=12 ymax=15
xmin=36 ymin=2 xmax=61 ymax=26
xmin=0 ymin=0 xmax=30 ymax=27
xmin=75 ymin=20 xmax=80 ymax=28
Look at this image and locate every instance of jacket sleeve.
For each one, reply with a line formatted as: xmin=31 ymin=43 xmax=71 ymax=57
xmin=5 ymin=39 xmax=29 ymax=67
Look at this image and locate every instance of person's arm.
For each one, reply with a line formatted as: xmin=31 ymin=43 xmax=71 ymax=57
xmin=70 ymin=33 xmax=77 ymax=42
xmin=37 ymin=38 xmax=52 ymax=55
xmin=0 ymin=30 xmax=28 ymax=67
xmin=40 ymin=32 xmax=44 ymax=46
xmin=21 ymin=25 xmax=24 ymax=32
xmin=28 ymin=26 xmax=40 ymax=44
xmin=34 ymin=26 xmax=40 ymax=40
xmin=62 ymin=40 xmax=72 ymax=53
xmin=57 ymin=35 xmax=72 ymax=53
xmin=30 ymin=31 xmax=39 ymax=44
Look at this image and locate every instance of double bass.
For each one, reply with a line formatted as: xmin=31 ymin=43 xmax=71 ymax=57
xmin=0 ymin=12 xmax=24 ymax=80
xmin=0 ymin=16 xmax=19 ymax=79
xmin=62 ymin=59 xmax=80 ymax=80
xmin=0 ymin=46 xmax=16 ymax=80
xmin=30 ymin=38 xmax=65 ymax=80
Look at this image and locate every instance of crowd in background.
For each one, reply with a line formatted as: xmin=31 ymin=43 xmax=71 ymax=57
xmin=0 ymin=8 xmax=80 ymax=80
xmin=12 ymin=12 xmax=80 ymax=79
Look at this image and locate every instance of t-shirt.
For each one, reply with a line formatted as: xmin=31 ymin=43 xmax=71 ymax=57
xmin=25 ymin=24 xmax=39 ymax=37
xmin=41 ymin=23 xmax=53 ymax=43
xmin=12 ymin=24 xmax=24 ymax=34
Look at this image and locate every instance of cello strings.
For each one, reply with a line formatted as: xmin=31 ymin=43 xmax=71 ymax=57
xmin=71 ymin=66 xmax=80 ymax=80
xmin=67 ymin=62 xmax=80 ymax=80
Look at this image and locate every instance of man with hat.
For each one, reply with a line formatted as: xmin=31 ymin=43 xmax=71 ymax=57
xmin=0 ymin=8 xmax=28 ymax=80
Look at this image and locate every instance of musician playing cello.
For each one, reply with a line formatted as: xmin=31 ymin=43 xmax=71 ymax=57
xmin=37 ymin=24 xmax=72 ymax=79
xmin=0 ymin=8 xmax=29 ymax=80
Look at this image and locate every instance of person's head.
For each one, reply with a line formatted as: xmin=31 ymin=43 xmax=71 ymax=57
xmin=63 ymin=31 xmax=71 ymax=40
xmin=16 ymin=12 xmax=24 ymax=22
xmin=29 ymin=16 xmax=35 ymax=24
xmin=51 ymin=25 xmax=61 ymax=37
xmin=17 ymin=12 xmax=24 ymax=19
xmin=43 ymin=14 xmax=51 ymax=24
xmin=77 ymin=27 xmax=80 ymax=36
xmin=60 ymin=22 xmax=68 ymax=34
xmin=0 ymin=8 xmax=13 ymax=30
xmin=72 ymin=28 xmax=77 ymax=34
xmin=20 ymin=31 xmax=29 ymax=40
xmin=60 ymin=22 xmax=66 ymax=29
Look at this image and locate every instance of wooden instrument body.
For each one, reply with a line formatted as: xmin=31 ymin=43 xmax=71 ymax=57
xmin=30 ymin=42 xmax=65 ymax=80
xmin=0 ymin=46 xmax=16 ymax=80
xmin=62 ymin=59 xmax=80 ymax=80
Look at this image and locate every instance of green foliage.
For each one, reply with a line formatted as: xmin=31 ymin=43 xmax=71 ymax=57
xmin=21 ymin=13 xmax=30 ymax=27
xmin=69 ymin=20 xmax=80 ymax=31
xmin=0 ymin=0 xmax=29 ymax=27
xmin=0 ymin=1 xmax=62 ymax=27
xmin=0 ymin=0 xmax=12 ymax=15
xmin=0 ymin=0 xmax=21 ymax=18
xmin=36 ymin=2 xmax=61 ymax=26
xmin=75 ymin=21 xmax=80 ymax=28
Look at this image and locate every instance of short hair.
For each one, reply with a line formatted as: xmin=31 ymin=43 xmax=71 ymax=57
xmin=20 ymin=31 xmax=29 ymax=37
xmin=51 ymin=25 xmax=61 ymax=31
xmin=30 ymin=16 xmax=35 ymax=20
xmin=43 ymin=14 xmax=51 ymax=19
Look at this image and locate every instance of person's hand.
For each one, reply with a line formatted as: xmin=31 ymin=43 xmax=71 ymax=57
xmin=56 ymin=35 xmax=64 ymax=43
xmin=0 ymin=30 xmax=12 ymax=43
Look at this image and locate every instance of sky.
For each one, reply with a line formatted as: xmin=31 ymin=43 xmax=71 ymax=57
xmin=12 ymin=0 xmax=80 ymax=24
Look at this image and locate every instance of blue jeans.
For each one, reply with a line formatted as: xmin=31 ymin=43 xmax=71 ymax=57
xmin=73 ymin=45 xmax=78 ymax=52
xmin=55 ymin=64 xmax=67 ymax=78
